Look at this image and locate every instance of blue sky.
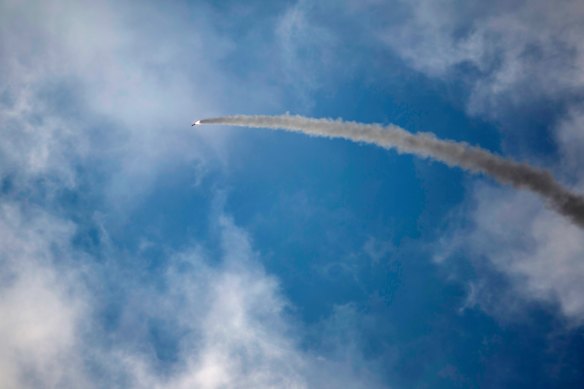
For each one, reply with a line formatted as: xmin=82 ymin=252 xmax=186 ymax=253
xmin=1 ymin=0 xmax=584 ymax=387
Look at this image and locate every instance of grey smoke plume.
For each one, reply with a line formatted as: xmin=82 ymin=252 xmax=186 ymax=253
xmin=199 ymin=115 xmax=584 ymax=228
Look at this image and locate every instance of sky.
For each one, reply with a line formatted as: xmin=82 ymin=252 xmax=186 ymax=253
xmin=1 ymin=0 xmax=584 ymax=388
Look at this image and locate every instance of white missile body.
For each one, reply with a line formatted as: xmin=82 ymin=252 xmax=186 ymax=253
xmin=192 ymin=120 xmax=201 ymax=126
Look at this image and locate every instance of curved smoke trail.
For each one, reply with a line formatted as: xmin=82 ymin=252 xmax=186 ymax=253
xmin=198 ymin=114 xmax=584 ymax=228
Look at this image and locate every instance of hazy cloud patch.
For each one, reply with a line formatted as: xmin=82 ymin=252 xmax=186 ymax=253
xmin=0 ymin=203 xmax=385 ymax=388
xmin=0 ymin=203 xmax=90 ymax=388
xmin=437 ymin=183 xmax=584 ymax=325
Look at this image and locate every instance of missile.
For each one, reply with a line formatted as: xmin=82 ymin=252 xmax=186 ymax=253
xmin=192 ymin=120 xmax=201 ymax=126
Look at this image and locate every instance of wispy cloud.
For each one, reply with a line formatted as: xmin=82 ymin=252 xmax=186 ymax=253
xmin=437 ymin=183 xmax=584 ymax=325
xmin=0 ymin=203 xmax=89 ymax=388
xmin=370 ymin=0 xmax=584 ymax=324
xmin=377 ymin=0 xmax=584 ymax=117
xmin=0 ymin=203 xmax=384 ymax=388
xmin=0 ymin=0 xmax=281 ymax=205
xmin=0 ymin=2 xmax=388 ymax=387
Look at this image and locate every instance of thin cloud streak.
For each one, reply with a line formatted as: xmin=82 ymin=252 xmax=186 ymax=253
xmin=200 ymin=114 xmax=584 ymax=228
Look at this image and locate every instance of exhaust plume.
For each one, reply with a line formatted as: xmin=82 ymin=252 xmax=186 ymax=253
xmin=199 ymin=114 xmax=584 ymax=228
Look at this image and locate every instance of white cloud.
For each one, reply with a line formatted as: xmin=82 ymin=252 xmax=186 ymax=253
xmin=0 ymin=2 xmax=386 ymax=386
xmin=0 ymin=1 xmax=390 ymax=387
xmin=0 ymin=0 xmax=287 ymax=205
xmin=0 ymin=203 xmax=90 ymax=389
xmin=437 ymin=183 xmax=584 ymax=325
xmin=379 ymin=0 xmax=584 ymax=117
xmin=0 ymin=204 xmax=384 ymax=388
xmin=277 ymin=1 xmax=339 ymax=97
xmin=119 ymin=216 xmax=385 ymax=389
xmin=359 ymin=0 xmax=584 ymax=325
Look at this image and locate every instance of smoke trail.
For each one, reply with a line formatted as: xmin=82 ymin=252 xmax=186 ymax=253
xmin=199 ymin=114 xmax=584 ymax=228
